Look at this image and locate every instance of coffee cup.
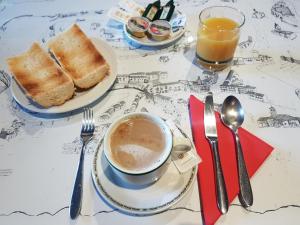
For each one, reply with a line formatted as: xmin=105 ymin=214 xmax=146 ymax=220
xmin=103 ymin=112 xmax=186 ymax=185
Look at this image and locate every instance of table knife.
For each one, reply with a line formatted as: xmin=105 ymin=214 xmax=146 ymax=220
xmin=204 ymin=92 xmax=229 ymax=214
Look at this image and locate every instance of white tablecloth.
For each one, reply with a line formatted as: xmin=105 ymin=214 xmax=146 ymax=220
xmin=0 ymin=0 xmax=300 ymax=224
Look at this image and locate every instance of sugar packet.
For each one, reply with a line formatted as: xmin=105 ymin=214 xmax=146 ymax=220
xmin=108 ymin=0 xmax=144 ymax=24
xmin=118 ymin=0 xmax=144 ymax=15
xmin=166 ymin=119 xmax=201 ymax=173
xmin=107 ymin=7 xmax=133 ymax=24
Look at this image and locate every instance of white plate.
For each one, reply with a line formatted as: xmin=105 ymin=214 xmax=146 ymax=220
xmin=91 ymin=142 xmax=197 ymax=216
xmin=11 ymin=38 xmax=117 ymax=114
xmin=123 ymin=11 xmax=186 ymax=47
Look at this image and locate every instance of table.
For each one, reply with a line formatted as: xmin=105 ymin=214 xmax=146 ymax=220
xmin=0 ymin=0 xmax=300 ymax=224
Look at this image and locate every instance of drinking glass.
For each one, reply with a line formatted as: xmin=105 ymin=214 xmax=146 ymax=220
xmin=196 ymin=6 xmax=245 ymax=70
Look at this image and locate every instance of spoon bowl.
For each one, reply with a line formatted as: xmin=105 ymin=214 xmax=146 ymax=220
xmin=220 ymin=95 xmax=253 ymax=208
xmin=221 ymin=96 xmax=244 ymax=132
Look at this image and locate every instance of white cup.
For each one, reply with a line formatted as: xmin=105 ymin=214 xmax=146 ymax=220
xmin=104 ymin=112 xmax=184 ymax=185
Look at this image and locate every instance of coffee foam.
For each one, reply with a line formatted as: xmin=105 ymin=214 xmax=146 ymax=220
xmin=112 ymin=144 xmax=162 ymax=172
xmin=108 ymin=115 xmax=167 ymax=173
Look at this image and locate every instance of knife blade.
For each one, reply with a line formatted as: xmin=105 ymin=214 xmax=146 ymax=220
xmin=204 ymin=92 xmax=229 ymax=214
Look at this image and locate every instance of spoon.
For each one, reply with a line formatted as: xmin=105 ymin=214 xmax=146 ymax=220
xmin=221 ymin=95 xmax=253 ymax=208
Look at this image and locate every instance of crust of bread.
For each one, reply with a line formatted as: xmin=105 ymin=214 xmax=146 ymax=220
xmin=48 ymin=24 xmax=109 ymax=89
xmin=6 ymin=43 xmax=75 ymax=108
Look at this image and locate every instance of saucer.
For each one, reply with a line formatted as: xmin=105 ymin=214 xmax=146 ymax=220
xmin=91 ymin=142 xmax=197 ymax=216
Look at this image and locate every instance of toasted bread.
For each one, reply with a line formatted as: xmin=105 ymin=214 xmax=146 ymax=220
xmin=48 ymin=24 xmax=109 ymax=89
xmin=6 ymin=43 xmax=75 ymax=108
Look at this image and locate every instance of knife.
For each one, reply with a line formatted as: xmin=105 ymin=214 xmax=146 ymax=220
xmin=204 ymin=92 xmax=229 ymax=214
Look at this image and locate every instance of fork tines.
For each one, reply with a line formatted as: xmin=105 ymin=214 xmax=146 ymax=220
xmin=82 ymin=107 xmax=95 ymax=132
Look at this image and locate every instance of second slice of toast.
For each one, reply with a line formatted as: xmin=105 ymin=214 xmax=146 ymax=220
xmin=48 ymin=24 xmax=109 ymax=89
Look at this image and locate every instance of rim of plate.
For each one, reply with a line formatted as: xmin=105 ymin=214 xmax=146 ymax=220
xmin=91 ymin=142 xmax=197 ymax=216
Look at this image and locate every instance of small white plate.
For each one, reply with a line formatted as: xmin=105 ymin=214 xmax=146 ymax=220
xmin=91 ymin=142 xmax=197 ymax=216
xmin=10 ymin=38 xmax=117 ymax=114
xmin=123 ymin=11 xmax=186 ymax=47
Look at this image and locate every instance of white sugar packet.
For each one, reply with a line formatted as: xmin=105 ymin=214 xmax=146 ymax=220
xmin=166 ymin=119 xmax=201 ymax=173
xmin=108 ymin=0 xmax=144 ymax=24
xmin=118 ymin=0 xmax=144 ymax=15
xmin=107 ymin=7 xmax=134 ymax=24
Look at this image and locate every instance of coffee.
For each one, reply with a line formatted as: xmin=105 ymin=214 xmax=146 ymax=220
xmin=109 ymin=116 xmax=166 ymax=172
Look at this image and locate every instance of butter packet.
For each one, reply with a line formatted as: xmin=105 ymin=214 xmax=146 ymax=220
xmin=165 ymin=120 xmax=201 ymax=174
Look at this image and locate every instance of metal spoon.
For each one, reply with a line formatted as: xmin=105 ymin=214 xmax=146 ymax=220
xmin=221 ymin=96 xmax=253 ymax=208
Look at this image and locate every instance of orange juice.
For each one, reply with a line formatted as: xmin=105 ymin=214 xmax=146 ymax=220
xmin=196 ymin=17 xmax=240 ymax=70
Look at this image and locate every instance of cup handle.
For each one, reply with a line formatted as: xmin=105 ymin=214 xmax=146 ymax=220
xmin=172 ymin=137 xmax=192 ymax=152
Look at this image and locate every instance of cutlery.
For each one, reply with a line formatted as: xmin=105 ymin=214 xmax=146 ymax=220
xmin=204 ymin=92 xmax=229 ymax=214
xmin=70 ymin=108 xmax=95 ymax=219
xmin=221 ymin=95 xmax=253 ymax=207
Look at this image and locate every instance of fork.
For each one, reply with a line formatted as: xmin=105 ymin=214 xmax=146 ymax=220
xmin=70 ymin=107 xmax=95 ymax=219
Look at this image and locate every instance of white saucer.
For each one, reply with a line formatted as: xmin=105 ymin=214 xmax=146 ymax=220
xmin=11 ymin=38 xmax=117 ymax=114
xmin=91 ymin=142 xmax=197 ymax=216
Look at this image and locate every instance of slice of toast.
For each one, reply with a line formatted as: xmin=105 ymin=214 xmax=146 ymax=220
xmin=48 ymin=24 xmax=109 ymax=89
xmin=6 ymin=43 xmax=75 ymax=108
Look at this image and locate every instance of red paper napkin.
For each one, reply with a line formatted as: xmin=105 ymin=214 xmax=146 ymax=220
xmin=189 ymin=95 xmax=274 ymax=225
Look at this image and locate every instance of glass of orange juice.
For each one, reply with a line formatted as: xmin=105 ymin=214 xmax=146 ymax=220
xmin=196 ymin=6 xmax=245 ymax=70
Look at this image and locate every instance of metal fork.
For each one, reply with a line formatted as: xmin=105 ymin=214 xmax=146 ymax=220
xmin=70 ymin=108 xmax=95 ymax=219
